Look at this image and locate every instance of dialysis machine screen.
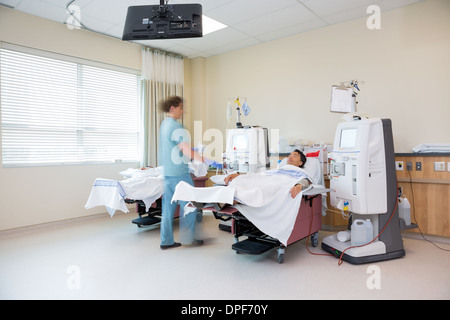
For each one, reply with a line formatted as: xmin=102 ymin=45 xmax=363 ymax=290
xmin=233 ymin=134 xmax=249 ymax=151
xmin=339 ymin=128 xmax=358 ymax=148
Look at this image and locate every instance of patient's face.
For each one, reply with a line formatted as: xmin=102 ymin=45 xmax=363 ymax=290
xmin=287 ymin=151 xmax=302 ymax=167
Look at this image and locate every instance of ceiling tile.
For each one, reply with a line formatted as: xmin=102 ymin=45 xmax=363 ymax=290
xmin=206 ymin=0 xmax=299 ymax=26
xmin=79 ymin=12 xmax=116 ymax=34
xmin=80 ymin=1 xmax=130 ymax=24
xmin=171 ymin=0 xmax=234 ymax=12
xmin=321 ymin=6 xmax=370 ymax=25
xmin=203 ymin=37 xmax=262 ymax=56
xmin=0 ymin=0 xmax=21 ymax=8
xmin=301 ymin=0 xmax=381 ymax=18
xmin=234 ymin=4 xmax=318 ymax=37
xmin=376 ymin=0 xmax=423 ymax=12
xmin=180 ymin=27 xmax=250 ymax=51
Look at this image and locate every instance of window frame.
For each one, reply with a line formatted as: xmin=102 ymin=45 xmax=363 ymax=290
xmin=0 ymin=42 xmax=142 ymax=168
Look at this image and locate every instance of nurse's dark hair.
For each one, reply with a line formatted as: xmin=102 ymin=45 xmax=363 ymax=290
xmin=159 ymin=96 xmax=183 ymax=113
xmin=294 ymin=149 xmax=307 ymax=168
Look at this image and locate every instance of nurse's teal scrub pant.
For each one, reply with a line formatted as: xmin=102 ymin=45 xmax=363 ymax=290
xmin=161 ymin=173 xmax=198 ymax=246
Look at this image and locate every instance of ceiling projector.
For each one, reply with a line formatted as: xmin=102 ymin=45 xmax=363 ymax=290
xmin=122 ymin=1 xmax=203 ymax=40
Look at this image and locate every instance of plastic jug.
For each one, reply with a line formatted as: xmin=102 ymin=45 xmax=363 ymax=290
xmin=398 ymin=196 xmax=411 ymax=226
xmin=351 ymin=219 xmax=373 ymax=246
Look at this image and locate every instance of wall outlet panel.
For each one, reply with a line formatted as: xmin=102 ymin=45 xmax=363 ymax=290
xmin=434 ymin=162 xmax=446 ymax=172
xmin=415 ymin=161 xmax=422 ymax=171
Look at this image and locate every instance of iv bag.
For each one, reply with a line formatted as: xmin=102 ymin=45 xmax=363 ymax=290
xmin=226 ymin=101 xmax=232 ymax=120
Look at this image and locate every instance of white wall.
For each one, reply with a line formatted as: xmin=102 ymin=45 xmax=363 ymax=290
xmin=0 ymin=7 xmax=142 ymax=230
xmin=203 ymin=0 xmax=450 ymax=154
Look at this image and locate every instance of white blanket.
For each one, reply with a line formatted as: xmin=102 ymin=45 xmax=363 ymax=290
xmin=85 ymin=163 xmax=208 ymax=216
xmin=230 ymin=166 xmax=311 ymax=206
xmin=85 ymin=179 xmax=130 ymax=216
xmin=121 ymin=176 xmax=165 ymax=209
xmin=173 ymin=181 xmax=235 ymax=205
xmin=84 ymin=176 xmax=165 ymax=216
xmin=172 ymin=165 xmax=313 ymax=245
xmin=234 ymin=188 xmax=302 ymax=246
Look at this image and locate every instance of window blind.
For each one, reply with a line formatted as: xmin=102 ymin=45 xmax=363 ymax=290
xmin=0 ymin=48 xmax=141 ymax=167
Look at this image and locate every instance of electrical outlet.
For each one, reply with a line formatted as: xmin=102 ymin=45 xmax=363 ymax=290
xmin=434 ymin=162 xmax=445 ymax=172
xmin=395 ymin=161 xmax=404 ymax=171
xmin=448 ymin=162 xmax=450 ymax=172
xmin=416 ymin=162 xmax=422 ymax=171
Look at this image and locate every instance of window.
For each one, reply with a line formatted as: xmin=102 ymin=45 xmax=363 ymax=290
xmin=0 ymin=46 xmax=141 ymax=167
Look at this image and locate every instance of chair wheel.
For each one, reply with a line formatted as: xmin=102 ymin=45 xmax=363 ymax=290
xmin=311 ymin=232 xmax=319 ymax=247
xmin=278 ymin=253 xmax=284 ymax=264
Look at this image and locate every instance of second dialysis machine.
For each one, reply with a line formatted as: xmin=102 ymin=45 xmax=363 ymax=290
xmin=224 ymin=127 xmax=270 ymax=174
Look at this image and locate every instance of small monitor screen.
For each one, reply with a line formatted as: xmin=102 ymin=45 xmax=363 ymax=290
xmin=340 ymin=128 xmax=358 ymax=148
xmin=233 ymin=134 xmax=248 ymax=151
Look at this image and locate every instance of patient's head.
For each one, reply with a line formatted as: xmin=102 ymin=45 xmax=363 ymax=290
xmin=287 ymin=149 xmax=306 ymax=168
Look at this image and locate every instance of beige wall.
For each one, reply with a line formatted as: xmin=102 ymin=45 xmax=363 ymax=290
xmin=0 ymin=7 xmax=142 ymax=230
xmin=203 ymin=0 xmax=450 ymax=154
xmin=185 ymin=57 xmax=207 ymax=148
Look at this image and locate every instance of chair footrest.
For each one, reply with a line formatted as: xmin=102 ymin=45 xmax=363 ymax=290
xmin=232 ymin=238 xmax=277 ymax=255
xmin=132 ymin=216 xmax=161 ymax=226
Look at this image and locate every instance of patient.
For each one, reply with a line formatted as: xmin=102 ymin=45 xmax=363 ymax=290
xmin=224 ymin=149 xmax=311 ymax=199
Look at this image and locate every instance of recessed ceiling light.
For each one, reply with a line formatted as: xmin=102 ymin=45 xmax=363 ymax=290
xmin=202 ymin=15 xmax=228 ymax=35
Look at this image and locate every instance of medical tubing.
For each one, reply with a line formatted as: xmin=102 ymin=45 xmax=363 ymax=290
xmin=336 ymin=180 xmax=400 ymax=266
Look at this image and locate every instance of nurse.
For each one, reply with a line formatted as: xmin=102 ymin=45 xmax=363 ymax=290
xmin=159 ymin=96 xmax=205 ymax=250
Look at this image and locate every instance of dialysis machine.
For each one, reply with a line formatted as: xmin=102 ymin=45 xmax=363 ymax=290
xmin=321 ymin=117 xmax=406 ymax=264
xmin=224 ymin=127 xmax=270 ymax=174
xmin=223 ymin=97 xmax=269 ymax=174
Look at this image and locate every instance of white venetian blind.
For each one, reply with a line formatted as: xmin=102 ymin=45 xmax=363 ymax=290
xmin=0 ymin=47 xmax=141 ymax=167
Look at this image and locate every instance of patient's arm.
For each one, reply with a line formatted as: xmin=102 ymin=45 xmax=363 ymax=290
xmin=290 ymin=178 xmax=311 ymax=199
xmin=290 ymin=184 xmax=303 ymax=199
xmin=224 ymin=172 xmax=240 ymax=185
